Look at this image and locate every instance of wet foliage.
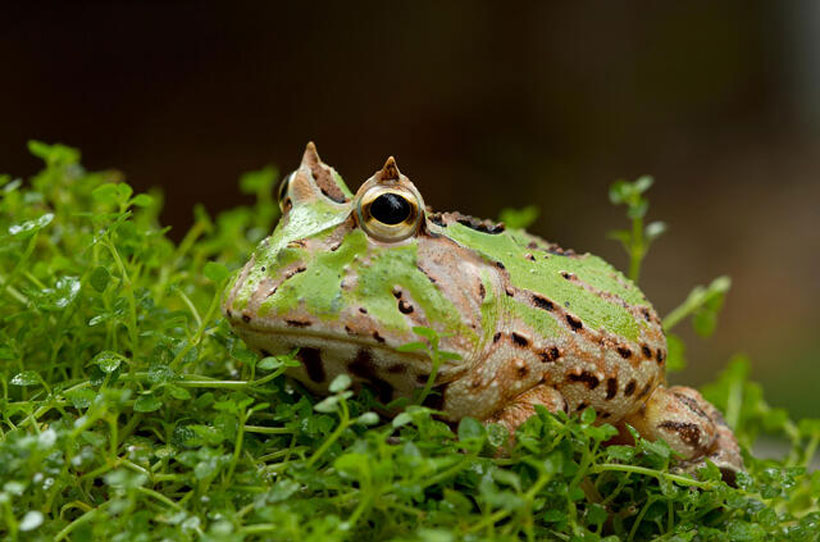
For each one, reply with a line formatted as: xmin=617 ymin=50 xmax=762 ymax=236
xmin=1 ymin=143 xmax=819 ymax=541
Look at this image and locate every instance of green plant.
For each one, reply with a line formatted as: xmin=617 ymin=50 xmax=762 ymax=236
xmin=1 ymin=144 xmax=818 ymax=541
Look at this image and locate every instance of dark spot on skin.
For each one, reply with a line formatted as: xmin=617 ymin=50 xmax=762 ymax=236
xmin=493 ymin=332 xmax=502 ymax=343
xmin=539 ymin=347 xmax=561 ymax=363
xmin=297 ymin=348 xmax=325 ymax=383
xmin=428 ymin=213 xmax=446 ymax=227
xmin=606 ymin=378 xmax=618 ymax=400
xmin=372 ymin=331 xmax=385 ymax=344
xmin=526 ymin=253 xmax=536 ymax=262
xmin=416 ymin=373 xmax=431 ymax=385
xmin=575 ymin=402 xmax=588 ymax=412
xmin=505 ymin=287 xmax=515 ymax=297
xmin=601 ymin=412 xmax=612 ymax=419
xmin=387 ymin=364 xmax=405 ymax=374
xmin=261 ymin=349 xmax=272 ymax=357
xmin=561 ymin=271 xmax=572 ymax=280
xmin=348 ymin=349 xmax=394 ymax=403
xmin=359 ymin=307 xmax=368 ymax=314
xmin=511 ymin=332 xmax=530 ymax=347
xmin=260 ymin=266 xmax=266 ymax=272
xmin=672 ymin=392 xmax=710 ymax=420
xmin=721 ymin=468 xmax=737 ymax=486
xmin=241 ymin=314 xmax=251 ymax=323
xmin=478 ymin=282 xmax=486 ymax=300
xmin=641 ymin=344 xmax=652 ymax=358
xmin=225 ymin=309 xmax=232 ymax=318
xmin=288 ymin=266 xmax=307 ymax=279
xmin=566 ymin=315 xmax=583 ymax=331
xmin=617 ymin=347 xmax=632 ymax=359
xmin=285 ymin=319 xmax=311 ymax=328
xmin=638 ymin=382 xmax=652 ymax=399
xmin=264 ymin=287 xmax=278 ymax=299
xmin=656 ymin=349 xmax=665 ymax=364
xmin=392 ymin=287 xmax=402 ymax=299
xmin=516 ymin=363 xmax=529 ymax=378
xmin=344 ymin=325 xmax=356 ymax=335
xmin=568 ymin=371 xmax=600 ymax=390
xmin=398 ymin=300 xmax=414 ymax=314
xmin=330 ymin=241 xmax=342 ymax=252
xmin=658 ymin=421 xmax=703 ymax=449
xmin=641 ymin=308 xmax=652 ymax=322
xmin=624 ymin=380 xmax=637 ymax=397
xmin=531 ymin=294 xmax=554 ymax=311
xmin=417 ymin=265 xmax=437 ymax=283
xmin=421 ymin=384 xmax=448 ymax=410
xmin=527 ymin=241 xmax=539 ymax=249
xmin=495 ymin=261 xmax=506 ymax=270
xmin=564 ymin=301 xmax=571 ymax=308
xmin=457 ymin=217 xmax=505 ymax=234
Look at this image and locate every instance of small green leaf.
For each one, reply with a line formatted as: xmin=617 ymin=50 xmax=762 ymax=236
xmin=665 ymin=333 xmax=687 ymax=373
xmin=396 ymin=341 xmax=427 ymax=352
xmin=92 ymin=183 xmax=122 ymax=205
xmin=134 ymin=395 xmax=163 ymax=413
xmin=498 ymin=205 xmax=539 ymax=230
xmin=168 ymin=385 xmax=192 ymax=401
xmin=392 ymin=412 xmax=413 ymax=428
xmin=89 ymin=266 xmax=110 ymax=292
xmin=8 ymin=213 xmax=54 ymax=236
xmin=203 ymin=261 xmax=231 ymax=283
xmin=130 ymin=193 xmax=154 ymax=207
xmin=91 ymin=350 xmax=125 ymax=374
xmin=27 ymin=140 xmax=80 ymax=165
xmin=329 ymin=374 xmax=352 ymax=393
xmin=633 ymin=175 xmax=654 ymax=193
xmin=313 ymin=395 xmax=340 ymax=413
xmin=645 ymin=220 xmax=667 ymax=241
xmin=239 ymin=166 xmax=278 ymax=195
xmin=457 ymin=417 xmax=485 ymax=441
xmin=10 ymin=371 xmax=41 ymax=386
xmin=356 ymin=412 xmax=380 ymax=426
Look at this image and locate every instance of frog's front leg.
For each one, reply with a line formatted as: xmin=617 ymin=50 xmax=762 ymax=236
xmin=484 ymin=384 xmax=568 ymax=434
xmin=623 ymin=385 xmax=743 ymax=480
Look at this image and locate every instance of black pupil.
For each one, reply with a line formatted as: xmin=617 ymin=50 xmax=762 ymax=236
xmin=370 ymin=193 xmax=412 ymax=225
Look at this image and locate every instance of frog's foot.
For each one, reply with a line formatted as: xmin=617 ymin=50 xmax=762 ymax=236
xmin=624 ymin=385 xmax=743 ymax=482
xmin=484 ymin=384 xmax=567 ymax=435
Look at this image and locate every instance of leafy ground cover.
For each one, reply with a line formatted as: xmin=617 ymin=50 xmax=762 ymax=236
xmin=1 ymin=142 xmax=819 ymax=541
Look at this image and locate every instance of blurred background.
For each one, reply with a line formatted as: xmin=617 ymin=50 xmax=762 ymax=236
xmin=2 ymin=2 xmax=818 ymax=416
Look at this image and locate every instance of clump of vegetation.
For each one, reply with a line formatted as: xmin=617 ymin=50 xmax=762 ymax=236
xmin=1 ymin=143 xmax=818 ymax=541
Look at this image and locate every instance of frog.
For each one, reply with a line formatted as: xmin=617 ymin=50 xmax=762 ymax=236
xmin=223 ymin=142 xmax=743 ymax=477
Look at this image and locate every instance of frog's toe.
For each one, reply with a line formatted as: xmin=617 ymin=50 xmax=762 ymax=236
xmin=484 ymin=384 xmax=567 ymax=435
xmin=624 ymin=385 xmax=743 ymax=483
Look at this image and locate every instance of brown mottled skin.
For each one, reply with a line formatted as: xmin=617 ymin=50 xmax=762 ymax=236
xmin=224 ymin=143 xmax=743 ymax=479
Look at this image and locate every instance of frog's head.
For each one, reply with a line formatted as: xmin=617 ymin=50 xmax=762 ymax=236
xmin=223 ymin=143 xmax=482 ymax=390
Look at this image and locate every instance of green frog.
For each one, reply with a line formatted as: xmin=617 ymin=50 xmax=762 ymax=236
xmin=223 ymin=143 xmax=742 ymax=476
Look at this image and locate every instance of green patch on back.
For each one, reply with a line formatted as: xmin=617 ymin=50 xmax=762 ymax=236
xmin=260 ymin=230 xmax=367 ymax=317
xmin=355 ymin=242 xmax=476 ymax=341
xmin=447 ymin=223 xmax=644 ymax=341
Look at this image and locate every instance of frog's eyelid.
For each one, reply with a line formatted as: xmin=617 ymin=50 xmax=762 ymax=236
xmin=277 ymin=172 xmax=295 ymax=202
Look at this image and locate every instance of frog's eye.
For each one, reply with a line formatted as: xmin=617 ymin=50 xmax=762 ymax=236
xmin=277 ymin=172 xmax=294 ymax=212
xmin=357 ymin=186 xmax=422 ymax=242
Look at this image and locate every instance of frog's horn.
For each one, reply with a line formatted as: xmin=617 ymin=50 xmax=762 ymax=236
xmin=301 ymin=141 xmax=322 ymax=167
xmin=376 ymin=156 xmax=400 ymax=183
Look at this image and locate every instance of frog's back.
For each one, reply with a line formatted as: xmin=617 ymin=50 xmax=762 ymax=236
xmin=427 ymin=212 xmax=667 ymax=422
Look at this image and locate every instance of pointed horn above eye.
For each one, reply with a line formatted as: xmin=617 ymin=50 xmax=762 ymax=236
xmin=301 ymin=141 xmax=321 ymax=167
xmin=376 ymin=156 xmax=400 ymax=182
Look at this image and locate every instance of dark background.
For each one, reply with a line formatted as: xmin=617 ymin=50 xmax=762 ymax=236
xmin=2 ymin=2 xmax=818 ymax=415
